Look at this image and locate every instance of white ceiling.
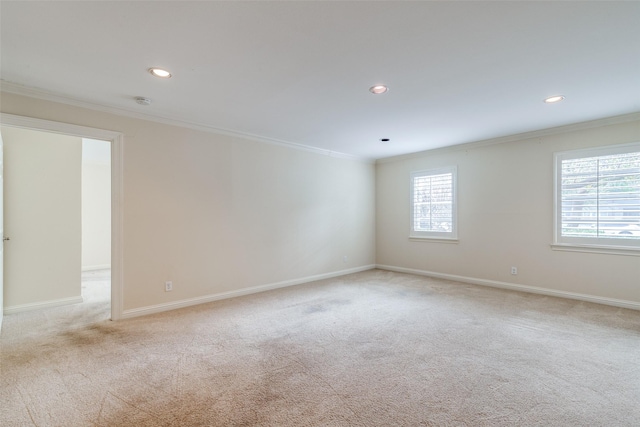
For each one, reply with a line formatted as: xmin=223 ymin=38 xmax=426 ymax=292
xmin=1 ymin=1 xmax=639 ymax=160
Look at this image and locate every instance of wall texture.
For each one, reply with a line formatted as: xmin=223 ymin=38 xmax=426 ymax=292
xmin=81 ymin=139 xmax=111 ymax=270
xmin=3 ymin=90 xmax=636 ymax=314
xmin=1 ymin=92 xmax=376 ymax=314
xmin=377 ymin=118 xmax=640 ymax=305
xmin=2 ymin=125 xmax=82 ymax=309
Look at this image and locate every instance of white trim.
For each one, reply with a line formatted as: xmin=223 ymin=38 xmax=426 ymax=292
xmin=81 ymin=264 xmax=111 ymax=272
xmin=409 ymin=237 xmax=459 ymax=244
xmin=1 ymin=81 xmax=372 ymax=164
xmin=4 ymin=82 xmax=638 ymax=165
xmin=376 ymin=112 xmax=640 ymax=164
xmin=409 ymin=166 xmax=457 ymax=240
xmin=555 ymin=141 xmax=640 ymax=161
xmin=550 ymin=243 xmax=640 ymax=257
xmin=121 ymin=265 xmax=376 ymax=319
xmin=110 ymin=133 xmax=124 ymax=320
xmin=376 ymin=264 xmax=640 ymax=311
xmin=0 ymin=113 xmax=124 ymax=321
xmin=0 ymin=113 xmax=122 ymax=141
xmin=4 ymin=296 xmax=84 ymax=314
xmin=553 ymin=141 xmax=640 ymax=251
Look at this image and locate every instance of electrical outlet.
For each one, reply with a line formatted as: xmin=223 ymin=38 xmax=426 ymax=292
xmin=510 ymin=267 xmax=518 ymax=275
xmin=165 ymin=281 xmax=173 ymax=292
xmin=343 ymin=255 xmax=348 ymax=263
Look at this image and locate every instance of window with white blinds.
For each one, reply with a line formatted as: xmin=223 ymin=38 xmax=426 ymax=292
xmin=410 ymin=167 xmax=457 ymax=239
xmin=555 ymin=142 xmax=640 ymax=249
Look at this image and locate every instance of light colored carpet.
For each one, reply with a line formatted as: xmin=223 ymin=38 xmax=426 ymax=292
xmin=1 ymin=269 xmax=111 ymax=337
xmin=1 ymin=269 xmax=639 ymax=426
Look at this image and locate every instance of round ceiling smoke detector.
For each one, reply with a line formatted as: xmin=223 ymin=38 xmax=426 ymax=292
xmin=135 ymin=97 xmax=152 ymax=106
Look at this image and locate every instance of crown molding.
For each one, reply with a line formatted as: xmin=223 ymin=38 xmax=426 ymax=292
xmin=0 ymin=80 xmax=374 ymax=164
xmin=376 ymin=111 xmax=640 ymax=164
xmin=5 ymin=80 xmax=636 ymax=167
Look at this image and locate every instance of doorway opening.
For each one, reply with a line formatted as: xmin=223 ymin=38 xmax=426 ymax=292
xmin=81 ymin=138 xmax=111 ymax=318
xmin=0 ymin=113 xmax=123 ymax=328
xmin=1 ymin=129 xmax=111 ymax=324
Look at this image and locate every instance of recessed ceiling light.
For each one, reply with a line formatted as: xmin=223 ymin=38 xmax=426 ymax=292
xmin=369 ymin=85 xmax=389 ymax=94
xmin=149 ymin=68 xmax=172 ymax=78
xmin=544 ymin=95 xmax=564 ymax=103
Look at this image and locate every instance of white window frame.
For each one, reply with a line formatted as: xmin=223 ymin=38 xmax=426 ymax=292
xmin=553 ymin=141 xmax=640 ymax=256
xmin=410 ymin=166 xmax=458 ymax=241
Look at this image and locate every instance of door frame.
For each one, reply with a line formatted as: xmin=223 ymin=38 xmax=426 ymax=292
xmin=0 ymin=113 xmax=124 ymax=320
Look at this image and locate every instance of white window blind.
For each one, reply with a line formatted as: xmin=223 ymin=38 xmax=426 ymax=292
xmin=410 ymin=167 xmax=457 ymax=239
xmin=555 ymin=142 xmax=640 ymax=249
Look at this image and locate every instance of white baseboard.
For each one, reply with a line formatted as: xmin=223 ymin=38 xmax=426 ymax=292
xmin=82 ymin=264 xmax=111 ymax=272
xmin=376 ymin=264 xmax=640 ymax=311
xmin=120 ymin=264 xmax=377 ymax=319
xmin=4 ymin=296 xmax=84 ymax=314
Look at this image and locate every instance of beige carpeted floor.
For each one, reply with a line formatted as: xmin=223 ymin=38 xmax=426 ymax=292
xmin=1 ymin=269 xmax=639 ymax=426
xmin=1 ymin=269 xmax=112 ymax=339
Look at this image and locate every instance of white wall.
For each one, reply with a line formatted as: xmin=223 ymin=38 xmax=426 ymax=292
xmin=2 ymin=125 xmax=82 ymax=309
xmin=0 ymin=130 xmax=4 ymax=324
xmin=377 ymin=119 xmax=640 ymax=305
xmin=7 ymin=90 xmax=633 ymax=314
xmin=82 ymin=138 xmax=111 ymax=270
xmin=1 ymin=92 xmax=376 ymax=314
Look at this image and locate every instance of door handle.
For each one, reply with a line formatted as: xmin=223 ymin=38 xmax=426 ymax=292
xmin=3 ymin=237 xmax=9 ymax=241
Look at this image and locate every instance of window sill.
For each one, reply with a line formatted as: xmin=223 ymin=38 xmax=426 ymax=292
xmin=409 ymin=237 xmax=459 ymax=244
xmin=550 ymin=243 xmax=640 ymax=257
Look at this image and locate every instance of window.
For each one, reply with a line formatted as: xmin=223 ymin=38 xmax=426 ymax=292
xmin=554 ymin=142 xmax=640 ymax=251
xmin=410 ymin=167 xmax=457 ymax=240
